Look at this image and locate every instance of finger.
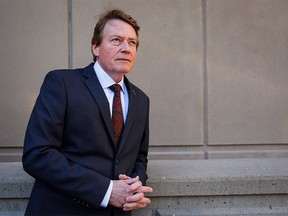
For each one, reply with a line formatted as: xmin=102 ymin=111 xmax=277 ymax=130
xmin=123 ymin=202 xmax=146 ymax=211
xmin=135 ymin=186 xmax=153 ymax=193
xmin=125 ymin=176 xmax=139 ymax=185
xmin=125 ymin=180 xmax=142 ymax=193
xmin=119 ymin=174 xmax=130 ymax=180
xmin=123 ymin=203 xmax=147 ymax=211
xmin=123 ymin=198 xmax=151 ymax=211
xmin=126 ymin=192 xmax=144 ymax=202
xmin=128 ymin=195 xmax=151 ymax=204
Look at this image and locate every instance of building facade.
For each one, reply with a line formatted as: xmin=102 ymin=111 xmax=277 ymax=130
xmin=1 ymin=0 xmax=288 ymax=162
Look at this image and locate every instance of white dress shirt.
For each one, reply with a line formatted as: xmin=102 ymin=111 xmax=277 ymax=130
xmin=93 ymin=62 xmax=129 ymax=207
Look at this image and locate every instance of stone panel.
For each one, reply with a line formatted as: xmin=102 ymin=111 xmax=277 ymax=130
xmin=72 ymin=0 xmax=204 ymax=146
xmin=0 ymin=0 xmax=68 ymax=148
xmin=2 ymin=160 xmax=288 ymax=215
xmin=207 ymin=0 xmax=288 ymax=144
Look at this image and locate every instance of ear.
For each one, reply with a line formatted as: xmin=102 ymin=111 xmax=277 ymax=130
xmin=92 ymin=44 xmax=99 ymax=57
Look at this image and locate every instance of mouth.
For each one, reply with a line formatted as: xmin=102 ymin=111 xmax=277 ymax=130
xmin=116 ymin=58 xmax=131 ymax=63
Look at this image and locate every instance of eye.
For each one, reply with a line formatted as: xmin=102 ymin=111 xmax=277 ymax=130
xmin=111 ymin=37 xmax=121 ymax=45
xmin=129 ymin=40 xmax=137 ymax=47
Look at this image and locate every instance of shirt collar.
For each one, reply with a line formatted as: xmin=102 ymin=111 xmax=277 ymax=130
xmin=93 ymin=62 xmax=126 ymax=93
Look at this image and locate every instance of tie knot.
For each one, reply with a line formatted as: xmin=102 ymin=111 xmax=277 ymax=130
xmin=110 ymin=84 xmax=122 ymax=94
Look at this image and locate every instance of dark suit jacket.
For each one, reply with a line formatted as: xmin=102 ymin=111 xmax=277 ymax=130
xmin=22 ymin=63 xmax=150 ymax=216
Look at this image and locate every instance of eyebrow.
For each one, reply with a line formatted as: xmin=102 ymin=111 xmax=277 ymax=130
xmin=110 ymin=34 xmax=138 ymax=41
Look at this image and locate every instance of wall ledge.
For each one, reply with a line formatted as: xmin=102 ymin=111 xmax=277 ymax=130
xmin=146 ymin=158 xmax=288 ymax=197
xmin=1 ymin=158 xmax=288 ymax=215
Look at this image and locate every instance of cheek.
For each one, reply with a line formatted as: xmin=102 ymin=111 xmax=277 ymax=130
xmin=132 ymin=53 xmax=137 ymax=64
xmin=131 ymin=50 xmax=137 ymax=60
xmin=105 ymin=49 xmax=118 ymax=60
xmin=100 ymin=50 xmax=113 ymax=63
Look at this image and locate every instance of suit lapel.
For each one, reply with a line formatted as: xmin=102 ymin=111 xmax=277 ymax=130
xmin=82 ymin=65 xmax=138 ymax=152
xmin=117 ymin=77 xmax=138 ymax=154
xmin=82 ymin=64 xmax=115 ymax=145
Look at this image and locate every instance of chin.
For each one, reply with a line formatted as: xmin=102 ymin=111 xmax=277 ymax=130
xmin=117 ymin=67 xmax=132 ymax=74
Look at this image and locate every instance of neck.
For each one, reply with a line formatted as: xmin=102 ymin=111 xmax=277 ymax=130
xmin=111 ymin=75 xmax=124 ymax=83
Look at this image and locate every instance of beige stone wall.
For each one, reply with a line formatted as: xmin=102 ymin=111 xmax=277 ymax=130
xmin=1 ymin=0 xmax=288 ymax=161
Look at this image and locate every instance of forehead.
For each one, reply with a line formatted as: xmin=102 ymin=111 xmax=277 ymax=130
xmin=103 ymin=19 xmax=137 ymax=38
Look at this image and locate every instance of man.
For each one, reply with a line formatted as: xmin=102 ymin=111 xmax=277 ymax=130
xmin=22 ymin=9 xmax=153 ymax=215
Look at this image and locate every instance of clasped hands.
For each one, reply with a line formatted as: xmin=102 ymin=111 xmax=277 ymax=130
xmin=109 ymin=174 xmax=153 ymax=211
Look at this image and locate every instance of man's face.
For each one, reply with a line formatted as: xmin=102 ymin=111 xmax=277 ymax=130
xmin=92 ymin=19 xmax=138 ymax=82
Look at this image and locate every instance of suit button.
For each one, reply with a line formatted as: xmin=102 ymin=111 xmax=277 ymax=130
xmin=115 ymin=159 xmax=119 ymax=164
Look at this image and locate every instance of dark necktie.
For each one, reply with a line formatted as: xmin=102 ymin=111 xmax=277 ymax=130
xmin=109 ymin=84 xmax=124 ymax=145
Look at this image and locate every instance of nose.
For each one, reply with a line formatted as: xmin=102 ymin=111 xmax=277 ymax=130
xmin=120 ymin=40 xmax=131 ymax=52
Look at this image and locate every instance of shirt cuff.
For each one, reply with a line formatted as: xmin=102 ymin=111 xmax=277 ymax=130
xmin=100 ymin=180 xmax=113 ymax=208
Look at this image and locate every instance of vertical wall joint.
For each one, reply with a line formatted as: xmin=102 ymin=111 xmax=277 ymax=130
xmin=202 ymin=0 xmax=209 ymax=159
xmin=68 ymin=0 xmax=73 ymax=69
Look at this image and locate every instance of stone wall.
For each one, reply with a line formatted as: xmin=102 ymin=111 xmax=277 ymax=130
xmin=1 ymin=159 xmax=288 ymax=215
xmin=1 ymin=0 xmax=288 ymax=161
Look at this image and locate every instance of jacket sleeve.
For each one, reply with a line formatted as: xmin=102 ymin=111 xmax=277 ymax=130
xmin=22 ymin=71 xmax=110 ymax=208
